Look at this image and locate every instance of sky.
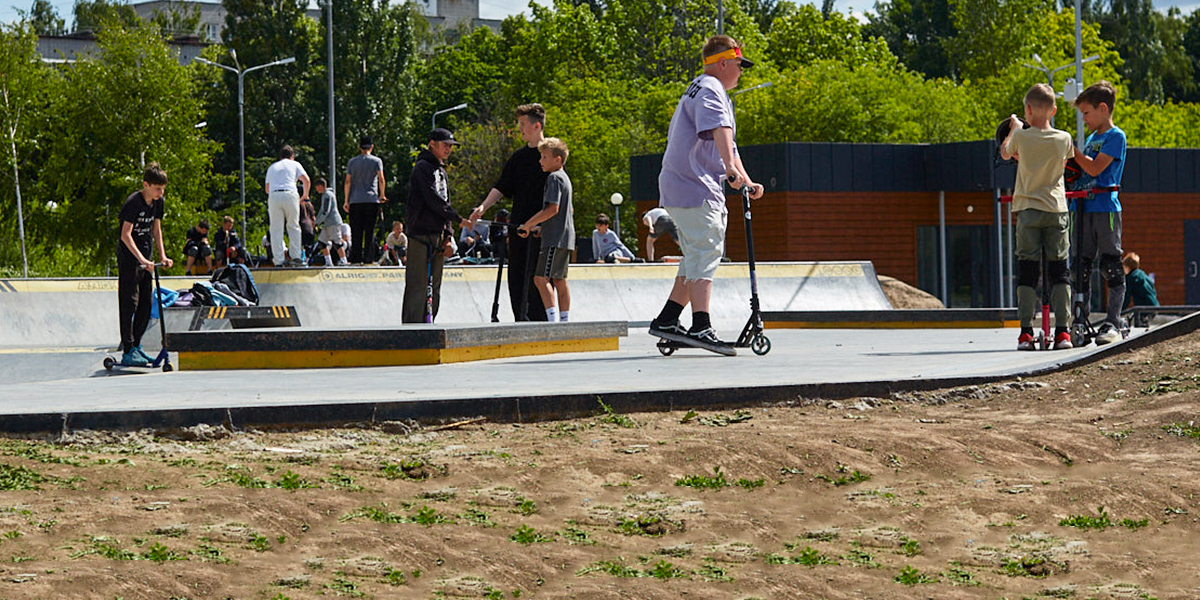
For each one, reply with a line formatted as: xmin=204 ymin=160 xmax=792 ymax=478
xmin=2 ymin=0 xmax=1196 ymax=30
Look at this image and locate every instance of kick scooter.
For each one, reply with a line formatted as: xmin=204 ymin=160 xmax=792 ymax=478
xmin=104 ymin=262 xmax=174 ymax=372
xmin=656 ymin=178 xmax=772 ymax=356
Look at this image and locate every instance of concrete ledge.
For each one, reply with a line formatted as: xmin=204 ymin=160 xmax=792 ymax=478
xmin=170 ymin=321 xmax=628 ymax=369
xmin=764 ymin=308 xmax=1019 ymax=329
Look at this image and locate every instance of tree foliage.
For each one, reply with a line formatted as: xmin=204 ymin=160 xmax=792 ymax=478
xmin=37 ymin=21 xmax=224 ymax=272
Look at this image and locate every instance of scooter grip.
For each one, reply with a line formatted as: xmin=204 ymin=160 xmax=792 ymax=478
xmin=726 ymin=174 xmax=752 ymax=195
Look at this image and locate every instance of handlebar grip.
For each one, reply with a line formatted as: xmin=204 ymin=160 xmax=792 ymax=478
xmin=726 ymin=174 xmax=752 ymax=195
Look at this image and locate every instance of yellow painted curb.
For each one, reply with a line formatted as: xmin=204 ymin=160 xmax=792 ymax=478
xmin=177 ymin=337 xmax=619 ymax=370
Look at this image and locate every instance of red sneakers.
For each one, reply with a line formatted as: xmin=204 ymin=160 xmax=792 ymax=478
xmin=1053 ymin=331 xmax=1073 ymax=350
xmin=1017 ymin=332 xmax=1036 ymax=351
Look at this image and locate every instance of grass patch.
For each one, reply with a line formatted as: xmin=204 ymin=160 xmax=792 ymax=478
xmin=342 ymin=504 xmax=453 ymax=526
xmin=843 ymin=548 xmax=881 ymax=568
xmin=815 ymin=464 xmax=871 ymax=486
xmin=1162 ymin=421 xmax=1200 ymax=439
xmin=999 ymin=554 xmax=1064 ymax=578
xmin=694 ymin=561 xmax=734 ymax=582
xmin=323 ymin=470 xmax=363 ymax=492
xmin=461 ymin=508 xmax=496 ymax=527
xmin=0 ymin=463 xmax=51 ymax=491
xmin=510 ymin=524 xmax=551 ymax=544
xmin=141 ymin=542 xmax=184 ymax=562
xmin=894 ymin=565 xmax=937 ymax=585
xmin=675 ymin=466 xmax=729 ymax=489
xmin=900 ymin=538 xmax=922 ymax=556
xmin=0 ymin=441 xmax=78 ymax=465
xmin=71 ymin=536 xmax=136 ymax=560
xmin=577 ymin=559 xmax=641 ymax=577
xmin=1059 ymin=506 xmax=1112 ymax=530
xmin=944 ymin=566 xmax=979 ymax=586
xmin=324 ymin=577 xmax=365 ymax=597
xmin=596 ymin=399 xmax=638 ymax=428
xmin=646 ymin=559 xmax=687 ymax=579
xmin=765 ymin=546 xmax=838 ymax=566
xmin=380 ymin=458 xmax=443 ymax=480
xmin=681 ymin=409 xmax=754 ymax=427
xmin=1121 ymin=517 xmax=1150 ymax=530
xmin=735 ymin=477 xmax=765 ymax=490
xmin=275 ymin=470 xmax=317 ymax=490
xmin=191 ymin=543 xmax=229 ymax=563
xmin=561 ymin=526 xmax=595 ymax=545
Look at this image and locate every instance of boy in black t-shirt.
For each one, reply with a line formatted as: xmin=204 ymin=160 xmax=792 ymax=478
xmin=116 ymin=163 xmax=174 ymax=366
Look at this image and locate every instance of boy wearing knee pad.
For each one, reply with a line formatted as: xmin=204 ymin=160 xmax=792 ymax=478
xmin=1071 ymin=81 xmax=1127 ymax=345
xmin=1000 ymin=84 xmax=1076 ymax=350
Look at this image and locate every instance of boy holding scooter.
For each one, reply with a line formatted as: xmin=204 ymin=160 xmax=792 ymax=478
xmin=999 ymin=84 xmax=1076 ymax=351
xmin=116 ymin=163 xmax=174 ymax=366
xmin=648 ymin=34 xmax=764 ymax=356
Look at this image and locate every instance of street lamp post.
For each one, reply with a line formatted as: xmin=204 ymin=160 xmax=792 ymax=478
xmin=195 ymin=53 xmax=296 ymax=244
xmin=609 ymin=192 xmax=624 ymax=238
xmin=432 ymin=103 xmax=468 ymax=131
xmin=1019 ymin=54 xmax=1098 ymax=127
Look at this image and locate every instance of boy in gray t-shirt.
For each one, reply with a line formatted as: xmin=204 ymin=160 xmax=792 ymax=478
xmin=518 ymin=137 xmax=574 ymax=322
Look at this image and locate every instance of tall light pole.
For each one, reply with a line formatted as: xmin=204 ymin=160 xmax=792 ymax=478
xmin=325 ymin=0 xmax=336 ymax=184
xmin=1020 ymin=54 xmax=1097 ymax=127
xmin=609 ymin=193 xmax=624 ymax=238
xmin=432 ymin=103 xmax=468 ymax=131
xmin=195 ymin=53 xmax=296 ymax=244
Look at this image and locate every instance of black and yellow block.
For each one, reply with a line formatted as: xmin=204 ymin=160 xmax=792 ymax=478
xmin=763 ymin=309 xmax=1020 ymax=330
xmin=170 ymin=321 xmax=627 ymax=370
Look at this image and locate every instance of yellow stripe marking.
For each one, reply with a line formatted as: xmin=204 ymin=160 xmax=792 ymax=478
xmin=177 ymin=337 xmax=618 ymax=370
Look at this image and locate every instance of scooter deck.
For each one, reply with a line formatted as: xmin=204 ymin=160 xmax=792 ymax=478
xmin=650 ymin=331 xmax=737 ymax=357
xmin=103 ymin=353 xmax=173 ymax=372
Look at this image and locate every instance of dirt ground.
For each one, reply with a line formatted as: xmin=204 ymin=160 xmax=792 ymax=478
xmin=3 ymin=332 xmax=1200 ymax=600
xmin=877 ymin=276 xmax=945 ymax=310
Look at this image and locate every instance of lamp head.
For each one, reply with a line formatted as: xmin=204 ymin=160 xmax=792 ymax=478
xmin=609 ymin=193 xmax=624 ymax=206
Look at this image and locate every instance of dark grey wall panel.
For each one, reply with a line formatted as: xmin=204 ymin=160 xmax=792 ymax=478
xmin=811 ymin=143 xmax=833 ymax=191
xmin=831 ymin=144 xmax=853 ymax=191
xmin=630 ymin=142 xmax=1199 ymax=196
xmin=788 ymin=143 xmax=813 ymax=192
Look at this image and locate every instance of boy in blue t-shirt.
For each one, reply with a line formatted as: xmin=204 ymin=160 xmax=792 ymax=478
xmin=1072 ymin=80 xmax=1127 ymax=345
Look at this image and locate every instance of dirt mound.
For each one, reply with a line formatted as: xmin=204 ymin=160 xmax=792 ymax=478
xmin=878 ymin=275 xmax=945 ymax=309
xmin=3 ymin=333 xmax=1200 ymax=598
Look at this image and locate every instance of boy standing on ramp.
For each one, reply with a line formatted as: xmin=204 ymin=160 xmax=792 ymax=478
xmin=116 ymin=163 xmax=174 ymax=366
xmin=999 ymin=84 xmax=1076 ymax=351
xmin=647 ymin=35 xmax=764 ymax=356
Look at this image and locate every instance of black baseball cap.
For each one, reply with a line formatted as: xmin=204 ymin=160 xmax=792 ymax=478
xmin=429 ymin=128 xmax=461 ymax=146
xmin=359 ymin=134 xmax=373 ymax=149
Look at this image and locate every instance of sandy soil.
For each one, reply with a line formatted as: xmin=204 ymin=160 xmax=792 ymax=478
xmin=2 ymin=332 xmax=1200 ymax=599
xmin=878 ymin=276 xmax=945 ymax=310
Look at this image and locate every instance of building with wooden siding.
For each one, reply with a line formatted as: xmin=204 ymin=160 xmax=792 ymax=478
xmin=631 ymin=142 xmax=1200 ymax=307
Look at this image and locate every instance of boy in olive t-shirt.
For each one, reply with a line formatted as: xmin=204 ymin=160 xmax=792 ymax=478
xmin=1000 ymin=83 xmax=1076 ymax=351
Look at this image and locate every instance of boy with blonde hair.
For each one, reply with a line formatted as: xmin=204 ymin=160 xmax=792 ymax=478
xmin=518 ymin=137 xmax=574 ymax=322
xmin=1000 ymin=83 xmax=1076 ymax=350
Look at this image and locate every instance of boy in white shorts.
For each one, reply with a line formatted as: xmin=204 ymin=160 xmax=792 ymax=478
xmin=647 ymin=35 xmax=764 ymax=356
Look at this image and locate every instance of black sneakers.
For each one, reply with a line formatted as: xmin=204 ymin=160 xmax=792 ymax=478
xmin=649 ymin=319 xmax=688 ymax=341
xmin=685 ymin=327 xmax=736 ymax=356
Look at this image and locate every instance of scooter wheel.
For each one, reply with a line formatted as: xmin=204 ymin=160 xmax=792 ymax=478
xmin=162 ymin=363 xmax=174 ymax=373
xmin=103 ymin=356 xmax=115 ymax=371
xmin=751 ymin=334 xmax=771 ymax=356
xmin=657 ymin=343 xmax=675 ymax=356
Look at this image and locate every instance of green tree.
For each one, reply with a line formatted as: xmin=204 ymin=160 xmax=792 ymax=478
xmin=865 ymin=0 xmax=959 ymax=78
xmin=0 ymin=24 xmax=60 ymax=276
xmin=147 ymin=1 xmax=203 ymax=39
xmin=1093 ymin=0 xmax=1178 ymax=103
xmin=72 ymin=0 xmax=141 ymax=34
xmin=766 ymin=4 xmax=897 ymax=70
xmin=39 ymin=20 xmax=224 ymax=273
xmin=23 ymin=0 xmax=66 ymax=36
xmin=321 ymin=0 xmax=419 ymax=180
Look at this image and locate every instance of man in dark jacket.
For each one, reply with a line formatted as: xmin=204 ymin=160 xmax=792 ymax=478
xmin=403 ymin=128 xmax=473 ymax=323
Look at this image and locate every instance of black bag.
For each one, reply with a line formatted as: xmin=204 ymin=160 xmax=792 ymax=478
xmin=210 ymin=264 xmax=260 ymax=305
xmin=189 ymin=282 xmax=214 ymax=306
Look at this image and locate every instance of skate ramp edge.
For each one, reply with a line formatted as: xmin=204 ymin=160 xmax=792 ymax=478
xmin=0 ymin=261 xmax=888 ymax=347
xmin=764 ymin=308 xmax=1019 ymax=329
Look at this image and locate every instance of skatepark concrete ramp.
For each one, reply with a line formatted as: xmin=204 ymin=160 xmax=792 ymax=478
xmin=0 ymin=261 xmax=890 ymax=348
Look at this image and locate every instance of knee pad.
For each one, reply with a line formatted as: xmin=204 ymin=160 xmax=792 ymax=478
xmin=1017 ymin=260 xmax=1041 ymax=289
xmin=1099 ymin=254 xmax=1124 ymax=287
xmin=1047 ymin=260 xmax=1071 ymax=286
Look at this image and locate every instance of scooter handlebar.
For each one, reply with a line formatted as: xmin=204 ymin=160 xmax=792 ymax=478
xmin=726 ymin=174 xmax=752 ymax=196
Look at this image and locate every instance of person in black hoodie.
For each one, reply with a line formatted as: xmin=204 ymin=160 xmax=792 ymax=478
xmin=403 ymin=128 xmax=473 ymax=323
